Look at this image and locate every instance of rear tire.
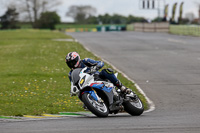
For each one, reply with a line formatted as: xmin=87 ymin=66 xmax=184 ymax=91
xmin=81 ymin=92 xmax=109 ymax=117
xmin=123 ymin=96 xmax=144 ymax=116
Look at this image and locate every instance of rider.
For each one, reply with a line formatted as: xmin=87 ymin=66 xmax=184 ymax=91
xmin=65 ymin=52 xmax=132 ymax=94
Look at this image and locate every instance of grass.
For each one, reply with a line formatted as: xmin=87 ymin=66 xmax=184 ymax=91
xmin=10 ymin=23 xmax=103 ymax=29
xmin=0 ymin=23 xmax=97 ymax=29
xmin=0 ymin=29 xmax=147 ymax=116
xmin=56 ymin=24 xmax=97 ymax=29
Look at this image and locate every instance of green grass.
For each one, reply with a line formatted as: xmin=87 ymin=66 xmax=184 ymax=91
xmin=0 ymin=29 xmax=147 ymax=116
xmin=17 ymin=23 xmax=33 ymax=29
xmin=13 ymin=23 xmax=98 ymax=29
xmin=0 ymin=23 xmax=97 ymax=29
xmin=56 ymin=24 xmax=97 ymax=29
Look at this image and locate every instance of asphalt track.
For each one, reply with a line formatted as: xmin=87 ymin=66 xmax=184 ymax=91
xmin=1 ymin=32 xmax=200 ymax=133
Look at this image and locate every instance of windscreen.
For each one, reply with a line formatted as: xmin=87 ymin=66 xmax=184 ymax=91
xmin=71 ymin=68 xmax=82 ymax=85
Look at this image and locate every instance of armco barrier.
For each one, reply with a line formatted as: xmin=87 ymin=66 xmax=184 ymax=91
xmin=96 ymin=25 xmax=126 ymax=32
xmin=128 ymin=22 xmax=169 ymax=33
xmin=66 ymin=25 xmax=126 ymax=32
xmin=66 ymin=28 xmax=97 ymax=32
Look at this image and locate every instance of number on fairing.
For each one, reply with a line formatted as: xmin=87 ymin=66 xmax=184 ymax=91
xmin=80 ymin=75 xmax=86 ymax=87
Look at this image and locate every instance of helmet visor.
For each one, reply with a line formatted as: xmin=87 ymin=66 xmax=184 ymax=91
xmin=67 ymin=60 xmax=77 ymax=69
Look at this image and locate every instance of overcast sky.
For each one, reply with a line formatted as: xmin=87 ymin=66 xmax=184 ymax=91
xmin=0 ymin=0 xmax=199 ymax=22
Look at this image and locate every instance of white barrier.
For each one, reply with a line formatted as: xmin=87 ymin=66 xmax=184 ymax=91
xmin=134 ymin=22 xmax=169 ymax=32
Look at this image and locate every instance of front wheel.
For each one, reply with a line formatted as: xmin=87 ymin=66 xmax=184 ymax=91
xmin=123 ymin=95 xmax=144 ymax=116
xmin=81 ymin=92 xmax=109 ymax=117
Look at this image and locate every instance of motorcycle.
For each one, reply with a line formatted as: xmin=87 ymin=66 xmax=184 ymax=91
xmin=70 ymin=67 xmax=144 ymax=117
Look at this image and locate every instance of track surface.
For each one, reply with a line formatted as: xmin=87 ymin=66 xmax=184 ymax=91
xmin=1 ymin=32 xmax=200 ymax=133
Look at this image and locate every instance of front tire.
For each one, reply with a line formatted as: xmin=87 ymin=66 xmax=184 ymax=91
xmin=123 ymin=96 xmax=144 ymax=116
xmin=81 ymin=92 xmax=109 ymax=117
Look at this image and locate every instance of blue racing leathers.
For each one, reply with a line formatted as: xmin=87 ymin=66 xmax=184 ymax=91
xmin=68 ymin=58 xmax=119 ymax=85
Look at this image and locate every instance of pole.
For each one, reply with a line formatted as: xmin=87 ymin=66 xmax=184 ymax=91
xmin=199 ymin=5 xmax=200 ymax=24
xmin=158 ymin=0 xmax=160 ymax=21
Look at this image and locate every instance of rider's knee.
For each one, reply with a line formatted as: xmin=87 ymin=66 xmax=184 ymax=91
xmin=103 ymin=68 xmax=114 ymax=75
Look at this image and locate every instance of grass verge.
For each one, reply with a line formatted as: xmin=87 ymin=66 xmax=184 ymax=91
xmin=0 ymin=29 xmax=147 ymax=116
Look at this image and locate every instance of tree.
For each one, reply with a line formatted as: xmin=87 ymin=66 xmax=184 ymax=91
xmin=111 ymin=14 xmax=127 ymax=24
xmin=36 ymin=11 xmax=60 ymax=30
xmin=152 ymin=17 xmax=164 ymax=22
xmin=14 ymin=0 xmax=61 ymax=27
xmin=86 ymin=16 xmax=98 ymax=24
xmin=98 ymin=14 xmax=112 ymax=24
xmin=127 ymin=15 xmax=146 ymax=24
xmin=66 ymin=5 xmax=97 ymax=24
xmin=0 ymin=7 xmax=19 ymax=29
xmin=96 ymin=14 xmax=146 ymax=24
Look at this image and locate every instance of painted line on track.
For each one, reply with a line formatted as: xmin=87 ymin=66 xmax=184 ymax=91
xmin=21 ymin=113 xmax=86 ymax=119
xmin=23 ymin=113 xmax=79 ymax=119
xmin=76 ymin=39 xmax=155 ymax=113
xmin=168 ymin=38 xmax=186 ymax=44
xmin=24 ymin=115 xmax=46 ymax=119
xmin=59 ymin=112 xmax=84 ymax=116
xmin=0 ymin=113 xmax=86 ymax=120
xmin=42 ymin=114 xmax=62 ymax=117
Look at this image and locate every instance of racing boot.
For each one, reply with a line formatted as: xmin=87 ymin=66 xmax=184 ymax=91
xmin=83 ymin=104 xmax=88 ymax=111
xmin=115 ymin=80 xmax=132 ymax=94
xmin=115 ymin=80 xmax=137 ymax=100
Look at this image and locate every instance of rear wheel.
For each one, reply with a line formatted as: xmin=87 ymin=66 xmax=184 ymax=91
xmin=81 ymin=92 xmax=109 ymax=117
xmin=123 ymin=95 xmax=144 ymax=116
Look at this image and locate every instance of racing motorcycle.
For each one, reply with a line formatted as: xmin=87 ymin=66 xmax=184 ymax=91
xmin=70 ymin=67 xmax=144 ymax=117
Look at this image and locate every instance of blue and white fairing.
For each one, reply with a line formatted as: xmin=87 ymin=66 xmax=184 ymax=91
xmin=71 ymin=67 xmax=115 ymax=105
xmin=88 ymin=82 xmax=115 ymax=104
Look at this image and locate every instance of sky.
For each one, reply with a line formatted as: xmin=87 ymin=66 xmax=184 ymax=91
xmin=0 ymin=0 xmax=199 ymax=22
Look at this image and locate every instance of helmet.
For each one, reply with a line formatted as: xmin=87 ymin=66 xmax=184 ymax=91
xmin=66 ymin=52 xmax=81 ymax=69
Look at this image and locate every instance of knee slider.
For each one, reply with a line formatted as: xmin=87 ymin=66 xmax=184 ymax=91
xmin=104 ymin=68 xmax=114 ymax=74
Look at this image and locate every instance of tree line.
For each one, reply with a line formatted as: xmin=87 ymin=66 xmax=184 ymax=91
xmin=74 ymin=13 xmax=146 ymax=24
xmin=0 ymin=2 xmax=147 ymax=30
xmin=0 ymin=0 xmax=61 ymax=30
xmin=66 ymin=5 xmax=146 ymax=24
